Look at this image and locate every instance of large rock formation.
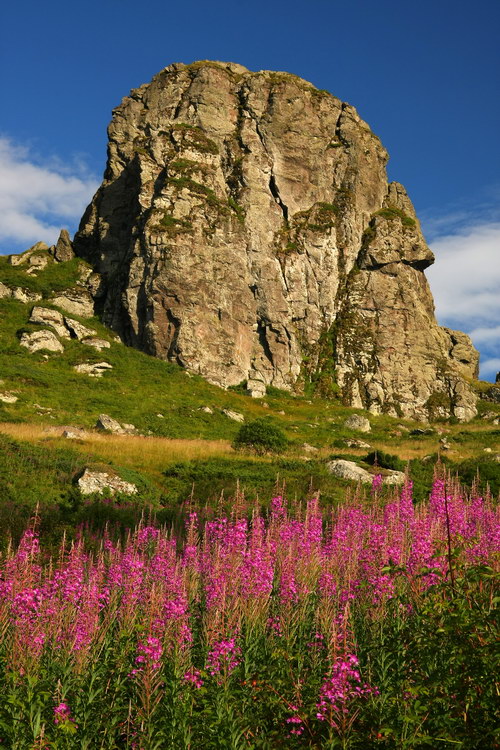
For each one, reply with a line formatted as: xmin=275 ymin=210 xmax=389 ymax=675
xmin=74 ymin=61 xmax=479 ymax=421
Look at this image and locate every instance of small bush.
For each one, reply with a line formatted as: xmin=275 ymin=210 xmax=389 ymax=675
xmin=364 ymin=450 xmax=405 ymax=472
xmin=233 ymin=418 xmax=288 ymax=455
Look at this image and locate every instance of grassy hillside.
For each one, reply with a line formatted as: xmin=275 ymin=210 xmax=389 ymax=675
xmin=0 ymin=253 xmax=499 ymax=544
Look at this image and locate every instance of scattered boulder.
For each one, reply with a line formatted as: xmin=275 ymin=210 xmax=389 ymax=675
xmin=122 ymin=423 xmax=136 ymax=432
xmin=247 ymin=379 xmax=266 ymax=398
xmin=82 ymin=337 xmax=111 ymax=350
xmin=483 ymin=386 xmax=500 ymax=404
xmin=95 ymin=414 xmax=124 ymax=433
xmin=49 ymin=288 xmax=94 ymax=317
xmin=64 ymin=318 xmax=96 ymax=340
xmin=62 ymin=429 xmax=81 ymax=439
xmin=302 ymin=443 xmax=319 ymax=454
xmin=9 ymin=242 xmax=48 ymax=266
xmin=383 ymin=471 xmax=406 ymax=486
xmin=77 ymin=469 xmax=137 ymax=496
xmin=20 ymin=330 xmax=64 ymax=353
xmin=74 ymin=361 xmax=113 ymax=377
xmin=0 ymin=392 xmax=18 ymax=403
xmin=29 ymin=306 xmax=70 ymax=338
xmin=344 ymin=414 xmax=371 ymax=433
xmin=0 ymin=283 xmax=42 ymax=303
xmin=346 ymin=438 xmax=372 ymax=449
xmin=25 ymin=254 xmax=50 ymax=274
xmin=222 ymin=409 xmax=244 ymax=422
xmin=327 ymin=459 xmax=373 ymax=483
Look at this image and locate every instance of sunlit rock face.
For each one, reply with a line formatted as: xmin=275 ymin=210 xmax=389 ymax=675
xmin=74 ymin=61 xmax=479 ymax=421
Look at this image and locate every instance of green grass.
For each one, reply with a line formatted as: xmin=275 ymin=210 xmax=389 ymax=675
xmin=0 ymin=253 xmax=91 ymax=297
xmin=0 ymin=256 xmax=499 ymax=539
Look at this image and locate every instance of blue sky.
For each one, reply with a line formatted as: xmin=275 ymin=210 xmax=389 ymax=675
xmin=0 ymin=0 xmax=499 ymax=379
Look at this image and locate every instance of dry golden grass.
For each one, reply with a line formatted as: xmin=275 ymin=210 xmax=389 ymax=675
xmin=0 ymin=422 xmax=233 ymax=476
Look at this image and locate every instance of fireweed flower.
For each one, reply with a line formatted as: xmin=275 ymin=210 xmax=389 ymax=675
xmin=207 ymin=637 xmax=241 ymax=676
xmin=135 ymin=636 xmax=163 ymax=671
xmin=54 ymin=702 xmax=76 ymax=727
xmin=184 ymin=669 xmax=203 ymax=688
xmin=316 ymin=654 xmax=378 ymax=723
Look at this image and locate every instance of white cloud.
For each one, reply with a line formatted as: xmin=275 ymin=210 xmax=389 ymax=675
xmin=425 ymin=218 xmax=500 ymax=381
xmin=0 ymin=137 xmax=99 ymax=252
xmin=480 ymin=358 xmax=500 ymax=378
xmin=427 ymin=222 xmax=500 ymax=324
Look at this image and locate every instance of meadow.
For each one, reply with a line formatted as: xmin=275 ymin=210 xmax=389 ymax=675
xmin=0 ymin=475 xmax=498 ymax=749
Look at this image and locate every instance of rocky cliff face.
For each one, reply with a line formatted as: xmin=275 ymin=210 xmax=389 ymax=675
xmin=74 ymin=61 xmax=479 ymax=421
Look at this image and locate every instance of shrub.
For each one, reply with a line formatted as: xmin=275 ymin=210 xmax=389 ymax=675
xmin=232 ymin=418 xmax=288 ymax=455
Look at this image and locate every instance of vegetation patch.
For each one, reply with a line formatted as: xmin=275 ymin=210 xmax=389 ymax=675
xmin=232 ymin=418 xmax=288 ymax=455
xmin=171 ymin=123 xmax=219 ymax=155
xmin=375 ymin=205 xmax=416 ymax=227
xmin=0 ymin=255 xmax=90 ymax=298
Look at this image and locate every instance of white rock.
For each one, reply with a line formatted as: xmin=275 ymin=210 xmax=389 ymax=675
xmin=49 ymin=288 xmax=94 ymax=317
xmin=302 ymin=443 xmax=319 ymax=453
xmin=63 ymin=430 xmax=80 ymax=439
xmin=8 ymin=242 xmax=48 ymax=266
xmin=29 ymin=306 xmax=70 ymax=338
xmin=327 ymin=459 xmax=373 ymax=483
xmin=344 ymin=414 xmax=371 ymax=433
xmin=11 ymin=287 xmax=42 ymax=303
xmin=82 ymin=337 xmax=111 ymax=350
xmin=383 ymin=471 xmax=406 ymax=486
xmin=20 ymin=330 xmax=64 ymax=353
xmin=78 ymin=469 xmax=137 ymax=496
xmin=74 ymin=362 xmax=113 ymax=377
xmin=247 ymin=378 xmax=266 ymax=398
xmin=95 ymin=414 xmax=124 ymax=433
xmin=222 ymin=409 xmax=244 ymax=422
xmin=64 ymin=317 xmax=96 ymax=340
xmin=346 ymin=438 xmax=372 ymax=449
xmin=200 ymin=406 xmax=213 ymax=414
xmin=0 ymin=392 xmax=18 ymax=403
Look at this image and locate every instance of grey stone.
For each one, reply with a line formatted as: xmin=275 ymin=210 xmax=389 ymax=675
xmin=50 ymin=288 xmax=94 ymax=317
xmin=222 ymin=409 xmax=244 ymax=422
xmin=78 ymin=469 xmax=137 ymax=496
xmin=200 ymin=406 xmax=213 ymax=414
xmin=483 ymin=387 xmax=500 ymax=404
xmin=0 ymin=392 xmax=18 ymax=403
xmin=95 ymin=414 xmax=125 ymax=433
xmin=82 ymin=337 xmax=111 ymax=350
xmin=9 ymin=242 xmax=49 ymax=266
xmin=64 ymin=318 xmax=96 ymax=340
xmin=302 ymin=443 xmax=318 ymax=453
xmin=327 ymin=459 xmax=373 ymax=483
xmin=74 ymin=361 xmax=113 ymax=377
xmin=383 ymin=471 xmax=406 ymax=486
xmin=247 ymin=378 xmax=266 ymax=398
xmin=20 ymin=330 xmax=64 ymax=353
xmin=344 ymin=414 xmax=371 ymax=433
xmin=29 ymin=306 xmax=70 ymax=338
xmin=346 ymin=438 xmax=372 ymax=449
